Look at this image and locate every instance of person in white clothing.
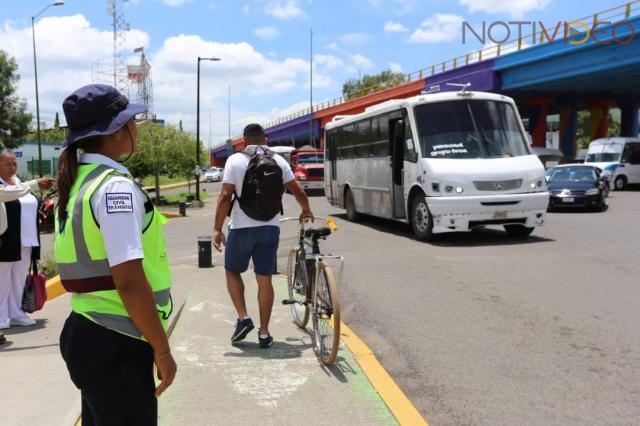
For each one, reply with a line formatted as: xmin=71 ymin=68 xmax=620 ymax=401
xmin=0 ymin=149 xmax=55 ymax=336
xmin=213 ymin=123 xmax=314 ymax=348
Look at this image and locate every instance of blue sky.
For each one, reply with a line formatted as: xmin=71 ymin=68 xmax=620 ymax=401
xmin=0 ymin=0 xmax=623 ymax=147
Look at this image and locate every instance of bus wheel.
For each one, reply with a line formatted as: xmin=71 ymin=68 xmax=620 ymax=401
xmin=411 ymin=195 xmax=434 ymax=241
xmin=614 ymin=176 xmax=627 ymax=191
xmin=504 ymin=224 xmax=534 ymax=238
xmin=345 ymin=188 xmax=361 ymax=222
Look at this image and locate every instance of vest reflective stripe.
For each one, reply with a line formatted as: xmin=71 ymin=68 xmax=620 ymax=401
xmin=54 ymin=163 xmax=172 ymax=340
xmin=58 ymin=165 xmax=115 ymax=288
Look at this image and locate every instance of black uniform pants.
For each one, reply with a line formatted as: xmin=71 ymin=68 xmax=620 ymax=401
xmin=60 ymin=312 xmax=157 ymax=426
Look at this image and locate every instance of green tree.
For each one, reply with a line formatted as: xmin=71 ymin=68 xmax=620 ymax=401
xmin=124 ymin=123 xmax=205 ymax=201
xmin=576 ymin=111 xmax=621 ymax=149
xmin=342 ymin=70 xmax=406 ymax=100
xmin=25 ymin=123 xmax=66 ymax=144
xmin=0 ymin=50 xmax=32 ymax=148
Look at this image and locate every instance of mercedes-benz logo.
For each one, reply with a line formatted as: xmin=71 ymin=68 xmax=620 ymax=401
xmin=495 ymin=181 xmax=505 ymax=191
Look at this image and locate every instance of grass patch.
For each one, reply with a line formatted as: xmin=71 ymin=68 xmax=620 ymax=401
xmin=142 ymin=175 xmax=190 ymax=187
xmin=164 ymin=191 xmax=208 ymax=204
xmin=40 ymin=250 xmax=59 ymax=278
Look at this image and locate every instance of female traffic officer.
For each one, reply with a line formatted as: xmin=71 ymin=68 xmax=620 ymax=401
xmin=55 ymin=84 xmax=176 ymax=425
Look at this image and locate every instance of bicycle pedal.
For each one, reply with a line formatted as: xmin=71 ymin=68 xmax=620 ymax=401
xmin=281 ymin=299 xmax=295 ymax=305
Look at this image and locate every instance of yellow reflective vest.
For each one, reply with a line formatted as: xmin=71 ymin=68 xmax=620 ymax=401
xmin=55 ymin=163 xmax=172 ymax=339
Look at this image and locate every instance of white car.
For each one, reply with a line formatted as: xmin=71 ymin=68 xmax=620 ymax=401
xmin=203 ymin=168 xmax=222 ymax=182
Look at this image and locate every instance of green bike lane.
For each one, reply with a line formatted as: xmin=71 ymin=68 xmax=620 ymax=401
xmin=159 ymin=264 xmax=398 ymax=425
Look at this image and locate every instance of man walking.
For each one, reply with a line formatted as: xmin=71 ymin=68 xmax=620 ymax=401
xmin=213 ymin=124 xmax=314 ymax=348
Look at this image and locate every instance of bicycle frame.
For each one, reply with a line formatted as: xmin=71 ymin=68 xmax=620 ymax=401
xmin=280 ymin=217 xmax=344 ymax=294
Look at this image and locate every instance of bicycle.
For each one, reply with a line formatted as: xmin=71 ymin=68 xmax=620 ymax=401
xmin=281 ymin=217 xmax=343 ymax=365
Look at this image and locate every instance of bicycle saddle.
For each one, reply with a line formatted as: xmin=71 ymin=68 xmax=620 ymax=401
xmin=304 ymin=227 xmax=332 ymax=239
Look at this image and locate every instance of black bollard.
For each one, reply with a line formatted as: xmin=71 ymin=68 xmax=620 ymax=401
xmin=198 ymin=236 xmax=213 ymax=268
xmin=178 ymin=201 xmax=187 ymax=216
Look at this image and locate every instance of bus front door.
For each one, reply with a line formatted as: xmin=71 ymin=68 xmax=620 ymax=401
xmin=391 ymin=119 xmax=406 ymax=218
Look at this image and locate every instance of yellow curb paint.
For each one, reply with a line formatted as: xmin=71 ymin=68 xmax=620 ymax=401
xmin=142 ymin=180 xmax=196 ymax=192
xmin=340 ymin=322 xmax=428 ymax=426
xmin=160 ymin=211 xmax=183 ymax=219
xmin=45 ymin=275 xmax=65 ymax=301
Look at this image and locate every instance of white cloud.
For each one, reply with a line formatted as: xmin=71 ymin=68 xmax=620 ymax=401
xmin=459 ymin=0 xmax=551 ymax=18
xmin=338 ymin=33 xmax=371 ymax=46
xmin=264 ymin=0 xmax=304 ymax=20
xmin=163 ymin=0 xmax=191 ymax=6
xmin=409 ymin=13 xmax=464 ymax=43
xmin=0 ymin=14 xmax=339 ymax=136
xmin=384 ymin=20 xmax=409 ymax=33
xmin=0 ymin=15 xmax=149 ymax=127
xmin=313 ymin=54 xmax=344 ymax=71
xmin=254 ymin=26 xmax=281 ymax=41
xmin=389 ymin=62 xmax=403 ymax=73
xmin=351 ymin=54 xmax=374 ymax=70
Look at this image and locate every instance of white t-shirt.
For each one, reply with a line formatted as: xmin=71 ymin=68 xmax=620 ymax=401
xmin=0 ymin=176 xmax=39 ymax=247
xmin=223 ymin=146 xmax=294 ymax=229
xmin=81 ymin=153 xmax=146 ymax=267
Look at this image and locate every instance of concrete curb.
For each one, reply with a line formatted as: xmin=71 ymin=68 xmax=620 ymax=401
xmin=45 ymin=276 xmax=65 ymax=302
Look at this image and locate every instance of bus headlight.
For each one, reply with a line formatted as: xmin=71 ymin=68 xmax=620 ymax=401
xmin=444 ymin=184 xmax=464 ymax=194
xmin=530 ymin=178 xmax=544 ymax=191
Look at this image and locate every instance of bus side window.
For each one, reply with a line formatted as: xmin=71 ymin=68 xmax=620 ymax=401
xmin=356 ymin=119 xmax=371 ymax=158
xmin=404 ymin=119 xmax=418 ymax=163
xmin=621 ymin=145 xmax=632 ymax=163
xmin=631 ymin=143 xmax=640 ymax=164
xmin=341 ymin=124 xmax=355 ymax=159
xmin=378 ymin=115 xmax=390 ymax=157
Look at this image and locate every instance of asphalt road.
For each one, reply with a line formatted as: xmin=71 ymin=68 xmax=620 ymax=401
xmin=281 ymin=189 xmax=640 ymax=426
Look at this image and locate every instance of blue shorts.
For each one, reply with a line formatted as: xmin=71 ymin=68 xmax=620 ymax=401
xmin=224 ymin=226 xmax=280 ymax=276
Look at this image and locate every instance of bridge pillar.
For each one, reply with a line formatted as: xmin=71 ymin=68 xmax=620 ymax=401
xmin=559 ymin=102 xmax=578 ymax=160
xmin=525 ymin=98 xmax=551 ymax=148
xmin=619 ymin=102 xmax=640 ymax=137
xmin=587 ymin=100 xmax=614 ymax=140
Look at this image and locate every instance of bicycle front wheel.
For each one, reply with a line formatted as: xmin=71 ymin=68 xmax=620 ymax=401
xmin=287 ymin=247 xmax=309 ymax=328
xmin=312 ymin=262 xmax=341 ymax=365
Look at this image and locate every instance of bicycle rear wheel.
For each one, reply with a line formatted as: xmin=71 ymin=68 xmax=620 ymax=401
xmin=312 ymin=262 xmax=341 ymax=365
xmin=287 ymin=247 xmax=310 ymax=328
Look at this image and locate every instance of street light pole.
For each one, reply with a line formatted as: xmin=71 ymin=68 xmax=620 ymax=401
xmin=309 ymin=28 xmax=313 ymax=149
xmin=31 ymin=0 xmax=64 ymax=178
xmin=195 ymin=56 xmax=221 ymax=206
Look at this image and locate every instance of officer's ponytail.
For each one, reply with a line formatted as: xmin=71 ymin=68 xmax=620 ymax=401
xmin=56 ymin=144 xmax=79 ymax=226
xmin=56 ymin=138 xmax=102 ymax=228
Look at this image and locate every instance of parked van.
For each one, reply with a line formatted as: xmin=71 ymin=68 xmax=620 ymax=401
xmin=585 ymin=137 xmax=640 ymax=190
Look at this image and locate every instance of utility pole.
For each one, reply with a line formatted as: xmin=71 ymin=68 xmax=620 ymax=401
xmin=309 ymin=28 xmax=314 ymax=149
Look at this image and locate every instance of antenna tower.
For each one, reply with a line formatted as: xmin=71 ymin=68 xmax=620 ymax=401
xmin=128 ymin=47 xmax=154 ymax=120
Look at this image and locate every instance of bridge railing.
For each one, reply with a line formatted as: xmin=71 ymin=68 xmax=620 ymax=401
xmin=263 ymin=1 xmax=640 ymax=130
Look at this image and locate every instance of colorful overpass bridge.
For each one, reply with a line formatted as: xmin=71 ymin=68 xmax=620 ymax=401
xmin=211 ymin=2 xmax=640 ymax=166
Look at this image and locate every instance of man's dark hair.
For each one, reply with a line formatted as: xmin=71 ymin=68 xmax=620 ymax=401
xmin=243 ymin=123 xmax=265 ymax=138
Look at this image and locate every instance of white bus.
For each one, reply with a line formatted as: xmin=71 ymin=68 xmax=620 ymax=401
xmin=324 ymin=90 xmax=549 ymax=241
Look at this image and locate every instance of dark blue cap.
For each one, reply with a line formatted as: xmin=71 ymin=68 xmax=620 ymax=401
xmin=62 ymin=84 xmax=147 ymax=148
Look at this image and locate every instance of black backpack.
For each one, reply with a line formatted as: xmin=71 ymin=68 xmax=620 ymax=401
xmin=233 ymin=146 xmax=284 ymax=221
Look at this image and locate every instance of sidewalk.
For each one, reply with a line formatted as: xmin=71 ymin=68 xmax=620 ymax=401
xmin=0 ymin=203 xmax=404 ymax=425
xmin=160 ymin=265 xmax=398 ymax=425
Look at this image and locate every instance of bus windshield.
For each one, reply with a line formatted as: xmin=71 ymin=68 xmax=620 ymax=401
xmin=415 ymin=99 xmax=530 ymax=159
xmin=585 ymin=144 xmax=623 ymax=163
